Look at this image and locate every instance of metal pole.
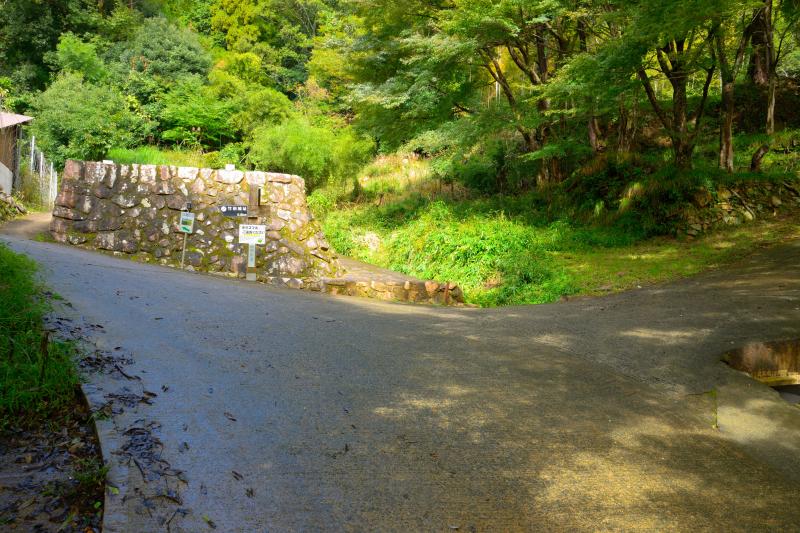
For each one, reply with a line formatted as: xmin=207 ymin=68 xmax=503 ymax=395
xmin=246 ymin=244 xmax=256 ymax=282
xmin=180 ymin=232 xmax=188 ymax=269
xmin=48 ymin=163 xmax=52 ymax=206
xmin=246 ymin=183 xmax=261 ymax=282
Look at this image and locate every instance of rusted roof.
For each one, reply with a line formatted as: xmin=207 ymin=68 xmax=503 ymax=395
xmin=0 ymin=112 xmax=33 ymax=128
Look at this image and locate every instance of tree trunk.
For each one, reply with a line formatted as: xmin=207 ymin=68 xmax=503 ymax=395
xmin=719 ymin=80 xmax=735 ymax=172
xmin=748 ymin=4 xmax=772 ymax=87
xmin=766 ymin=71 xmax=776 ymax=134
xmin=671 ymin=77 xmax=692 ymax=169
xmin=617 ymin=96 xmax=637 ymax=152
xmin=751 ymin=143 xmax=770 ymax=171
xmin=674 ymin=140 xmax=694 ymax=170
xmin=589 ymin=116 xmax=601 ymax=153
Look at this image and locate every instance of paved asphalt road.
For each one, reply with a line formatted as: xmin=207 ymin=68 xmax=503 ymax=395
xmin=3 ymin=223 xmax=800 ymax=531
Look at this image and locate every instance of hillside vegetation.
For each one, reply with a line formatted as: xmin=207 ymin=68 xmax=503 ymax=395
xmin=316 ymin=154 xmax=799 ymax=305
xmin=1 ymin=0 xmax=800 ymax=305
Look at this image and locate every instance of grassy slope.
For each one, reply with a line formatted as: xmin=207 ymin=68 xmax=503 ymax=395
xmin=315 ymin=154 xmax=800 ymax=307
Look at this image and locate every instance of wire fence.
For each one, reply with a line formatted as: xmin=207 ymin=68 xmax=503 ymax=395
xmin=17 ymin=135 xmax=59 ymax=210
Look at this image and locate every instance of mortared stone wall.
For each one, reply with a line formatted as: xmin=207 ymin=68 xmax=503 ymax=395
xmin=50 ymin=160 xmax=342 ymax=288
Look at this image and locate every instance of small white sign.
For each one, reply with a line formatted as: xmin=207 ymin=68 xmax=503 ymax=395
xmin=239 ymin=224 xmax=267 ymax=245
xmin=179 ymin=212 xmax=195 ymax=234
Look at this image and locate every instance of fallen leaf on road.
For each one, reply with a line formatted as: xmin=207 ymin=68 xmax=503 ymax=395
xmin=202 ymin=515 xmax=217 ymax=529
xmin=232 ymin=471 xmax=243 ymax=481
xmin=224 ymin=412 xmax=237 ymax=422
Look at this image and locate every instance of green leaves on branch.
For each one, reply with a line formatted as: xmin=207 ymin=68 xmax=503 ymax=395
xmin=248 ymin=118 xmax=375 ymax=190
xmin=30 ymin=72 xmax=150 ymax=167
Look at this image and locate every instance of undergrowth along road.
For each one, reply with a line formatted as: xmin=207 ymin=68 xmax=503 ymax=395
xmin=316 ymin=155 xmax=800 ymax=307
xmin=0 ymin=242 xmax=104 ymax=532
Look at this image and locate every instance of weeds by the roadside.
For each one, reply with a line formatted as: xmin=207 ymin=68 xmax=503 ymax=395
xmin=317 ymin=155 xmax=800 ymax=307
xmin=0 ymin=243 xmax=104 ymax=531
xmin=0 ymin=242 xmax=80 ymax=430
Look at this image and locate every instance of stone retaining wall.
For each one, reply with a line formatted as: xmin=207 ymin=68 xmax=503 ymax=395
xmin=49 ymin=160 xmax=466 ymax=306
xmin=50 ymin=160 xmax=342 ymax=287
xmin=680 ymin=180 xmax=800 ymax=237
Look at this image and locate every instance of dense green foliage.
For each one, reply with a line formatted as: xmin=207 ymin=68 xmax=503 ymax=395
xmin=0 ymin=243 xmax=79 ymax=429
xmin=249 ymin=117 xmax=374 ymax=189
xmin=2 ymin=0 xmax=797 ymax=187
xmin=30 ymin=72 xmax=149 ymax=164
xmin=0 ymin=0 xmax=371 ymax=181
xmin=320 ymin=155 xmax=800 ymax=305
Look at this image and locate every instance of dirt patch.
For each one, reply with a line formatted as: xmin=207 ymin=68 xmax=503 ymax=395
xmin=0 ymin=397 xmax=104 ymax=532
xmin=0 ymin=211 xmax=51 ymax=239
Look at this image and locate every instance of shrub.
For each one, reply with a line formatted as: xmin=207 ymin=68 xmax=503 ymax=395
xmin=159 ymin=77 xmax=236 ymax=147
xmin=248 ymin=118 xmax=374 ymax=190
xmin=30 ymin=72 xmax=149 ymax=167
xmin=117 ymin=17 xmax=211 ymax=81
xmin=47 ymin=33 xmax=107 ymax=82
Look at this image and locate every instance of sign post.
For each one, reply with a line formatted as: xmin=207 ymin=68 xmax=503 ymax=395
xmin=179 ymin=211 xmax=195 ymax=269
xmin=238 ymin=224 xmax=266 ymax=281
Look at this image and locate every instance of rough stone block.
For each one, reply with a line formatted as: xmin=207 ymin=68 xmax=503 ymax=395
xmin=177 ymin=167 xmax=199 ymax=181
xmin=95 ymin=232 xmax=118 ymax=251
xmin=50 ymin=217 xmax=70 ymax=234
xmin=217 ymin=169 xmax=244 ymax=184
xmin=63 ymin=160 xmax=84 ymax=180
xmin=154 ymin=181 xmax=176 ymax=195
xmin=245 ymin=171 xmax=267 ymax=187
xmin=103 ymin=163 xmax=118 ymax=189
xmin=73 ymin=220 xmax=99 ymax=233
xmin=270 ymin=255 xmax=307 ymax=276
xmin=94 ymin=185 xmax=113 ymax=199
xmin=67 ymin=234 xmax=87 ymax=245
xmin=112 ymin=194 xmax=139 ymax=208
xmin=230 ymin=256 xmax=247 ymax=276
xmin=56 ymin=189 xmax=81 ymax=208
xmin=152 ymin=195 xmax=166 ymax=209
xmin=190 ymin=178 xmax=206 ymax=195
xmin=166 ymin=194 xmax=188 ymax=211
xmin=140 ymin=165 xmax=157 ymax=186
xmin=267 ymin=173 xmax=293 ymax=184
xmin=53 ymin=206 xmax=86 ymax=221
xmin=286 ymin=278 xmax=304 ymax=289
xmin=85 ymin=162 xmax=106 ymax=184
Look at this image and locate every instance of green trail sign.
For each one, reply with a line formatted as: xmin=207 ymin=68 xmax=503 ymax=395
xmin=179 ymin=212 xmax=195 ymax=234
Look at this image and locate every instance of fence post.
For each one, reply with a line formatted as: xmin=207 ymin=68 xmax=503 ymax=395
xmin=30 ymin=135 xmax=35 ymax=172
xmin=49 ymin=162 xmax=56 ymax=207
